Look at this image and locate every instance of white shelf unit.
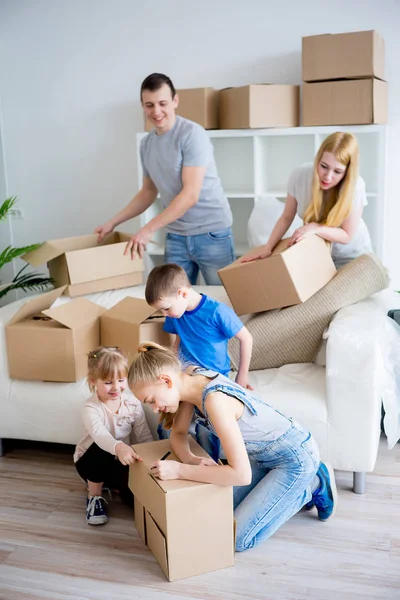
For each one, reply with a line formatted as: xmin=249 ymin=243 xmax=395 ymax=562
xmin=137 ymin=125 xmax=387 ymax=272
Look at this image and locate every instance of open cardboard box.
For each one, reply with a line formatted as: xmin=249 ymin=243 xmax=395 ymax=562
xmin=22 ymin=232 xmax=144 ymax=297
xmin=5 ymin=287 xmax=105 ymax=382
xmin=129 ymin=438 xmax=234 ymax=581
xmin=101 ymin=297 xmax=173 ymax=361
xmin=218 ymin=235 xmax=337 ymax=315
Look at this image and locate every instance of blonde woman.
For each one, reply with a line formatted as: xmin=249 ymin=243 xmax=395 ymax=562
xmin=243 ymin=132 xmax=372 ymax=268
xmin=128 ymin=342 xmax=337 ymax=553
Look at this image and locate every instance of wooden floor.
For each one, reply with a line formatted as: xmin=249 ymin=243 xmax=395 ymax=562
xmin=0 ymin=437 xmax=399 ymax=600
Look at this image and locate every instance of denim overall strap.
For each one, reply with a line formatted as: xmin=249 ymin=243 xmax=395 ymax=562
xmin=202 ymin=380 xmax=258 ymax=417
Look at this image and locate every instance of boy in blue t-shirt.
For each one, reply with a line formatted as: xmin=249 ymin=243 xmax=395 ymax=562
xmin=145 ymin=263 xmax=254 ymax=461
xmin=145 ymin=263 xmax=253 ymax=388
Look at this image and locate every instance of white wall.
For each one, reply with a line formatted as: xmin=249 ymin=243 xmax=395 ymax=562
xmin=1 ymin=0 xmax=399 ymax=286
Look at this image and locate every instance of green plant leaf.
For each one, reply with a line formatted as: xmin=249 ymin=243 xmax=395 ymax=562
xmin=0 ymin=243 xmax=42 ymax=269
xmin=0 ymin=264 xmax=53 ymax=299
xmin=0 ymin=196 xmax=18 ymax=221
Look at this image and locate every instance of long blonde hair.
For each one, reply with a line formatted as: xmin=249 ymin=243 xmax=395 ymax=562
xmin=303 ymin=132 xmax=359 ymax=227
xmin=128 ymin=342 xmax=182 ymax=430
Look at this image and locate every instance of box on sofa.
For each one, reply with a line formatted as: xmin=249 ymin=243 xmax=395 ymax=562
xmin=5 ymin=286 xmax=105 ymax=382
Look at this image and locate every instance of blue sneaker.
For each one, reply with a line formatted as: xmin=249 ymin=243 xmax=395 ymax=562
xmin=86 ymin=496 xmax=108 ymax=525
xmin=304 ymin=498 xmax=315 ymax=511
xmin=312 ymin=462 xmax=337 ymax=521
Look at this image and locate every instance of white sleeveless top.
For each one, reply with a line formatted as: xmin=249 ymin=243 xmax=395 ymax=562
xmin=287 ymin=163 xmax=373 ymax=268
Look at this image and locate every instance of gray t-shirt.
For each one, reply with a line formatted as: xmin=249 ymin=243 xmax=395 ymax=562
xmin=287 ymin=163 xmax=373 ymax=268
xmin=140 ymin=116 xmax=232 ymax=236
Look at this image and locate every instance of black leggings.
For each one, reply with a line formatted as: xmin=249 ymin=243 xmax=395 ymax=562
xmin=75 ymin=442 xmax=129 ymax=490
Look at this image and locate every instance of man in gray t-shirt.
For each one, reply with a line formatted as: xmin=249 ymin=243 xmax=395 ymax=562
xmin=95 ymin=73 xmax=234 ymax=285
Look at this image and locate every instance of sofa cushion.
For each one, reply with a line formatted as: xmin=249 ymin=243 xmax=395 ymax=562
xmin=229 ymin=253 xmax=389 ymax=371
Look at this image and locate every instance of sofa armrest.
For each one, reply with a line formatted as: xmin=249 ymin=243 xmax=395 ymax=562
xmin=324 ymin=292 xmax=396 ymax=471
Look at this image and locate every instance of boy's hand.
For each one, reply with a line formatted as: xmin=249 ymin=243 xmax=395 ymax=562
xmin=115 ymin=442 xmax=143 ymax=466
xmin=235 ymin=373 xmax=254 ymax=391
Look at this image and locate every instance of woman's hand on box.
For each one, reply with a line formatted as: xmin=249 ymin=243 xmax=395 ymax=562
xmin=288 ymin=223 xmax=321 ymax=246
xmin=240 ymin=246 xmax=272 ymax=263
xmin=115 ymin=442 xmax=143 ymax=466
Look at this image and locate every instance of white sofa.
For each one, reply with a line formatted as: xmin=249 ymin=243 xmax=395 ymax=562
xmin=1 ymin=284 xmax=398 ymax=494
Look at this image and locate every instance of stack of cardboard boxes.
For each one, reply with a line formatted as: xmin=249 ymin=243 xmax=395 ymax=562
xmin=144 ymin=30 xmax=387 ymax=131
xmin=302 ymin=30 xmax=388 ymax=126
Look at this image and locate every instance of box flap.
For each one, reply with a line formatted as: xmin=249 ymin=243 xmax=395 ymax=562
xmin=65 ymin=242 xmax=143 ymax=284
xmin=42 ymin=297 xmax=106 ymax=329
xmin=7 ymin=286 xmax=67 ymax=325
xmin=22 ymin=234 xmax=104 ymax=267
xmin=103 ymin=297 xmax=156 ymax=325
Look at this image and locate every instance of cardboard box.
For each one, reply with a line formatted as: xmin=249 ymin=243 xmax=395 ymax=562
xmin=129 ymin=438 xmax=234 ymax=581
xmin=5 ymin=287 xmax=105 ymax=382
xmin=22 ymin=232 xmax=144 ymax=297
xmin=100 ymin=297 xmax=173 ymax=361
xmin=218 ymin=235 xmax=337 ymax=316
xmin=302 ymin=30 xmax=385 ymax=82
xmin=219 ymin=84 xmax=299 ymax=129
xmin=145 ymin=87 xmax=219 ymax=131
xmin=302 ymin=78 xmax=388 ymax=126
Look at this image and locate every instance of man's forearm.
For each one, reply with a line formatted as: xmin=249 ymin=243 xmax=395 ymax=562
xmin=109 ymin=189 xmax=157 ymax=228
xmin=145 ymin=190 xmax=198 ymax=234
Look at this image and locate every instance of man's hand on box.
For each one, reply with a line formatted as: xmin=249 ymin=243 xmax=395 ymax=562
xmin=115 ymin=442 xmax=143 ymax=466
xmin=288 ymin=223 xmax=321 ymax=246
xmin=150 ymin=459 xmax=181 ymax=480
xmin=124 ymin=227 xmax=153 ymax=260
xmin=94 ymin=221 xmax=115 ymax=243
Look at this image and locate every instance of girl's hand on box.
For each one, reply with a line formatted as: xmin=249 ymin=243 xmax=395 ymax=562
xmin=288 ymin=223 xmax=321 ymax=246
xmin=150 ymin=459 xmax=181 ymax=480
xmin=115 ymin=442 xmax=143 ymax=466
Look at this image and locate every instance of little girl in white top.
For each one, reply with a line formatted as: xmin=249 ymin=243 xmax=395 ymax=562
xmin=74 ymin=346 xmax=152 ymax=525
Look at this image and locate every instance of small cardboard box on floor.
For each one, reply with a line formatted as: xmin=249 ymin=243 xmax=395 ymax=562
xmin=101 ymin=297 xmax=173 ymax=361
xmin=145 ymin=87 xmax=219 ymax=131
xmin=302 ymin=78 xmax=388 ymax=126
xmin=218 ymin=235 xmax=337 ymax=316
xmin=22 ymin=232 xmax=144 ymax=297
xmin=219 ymin=84 xmax=299 ymax=129
xmin=129 ymin=438 xmax=234 ymax=581
xmin=302 ymin=30 xmax=385 ymax=82
xmin=5 ymin=287 xmax=105 ymax=381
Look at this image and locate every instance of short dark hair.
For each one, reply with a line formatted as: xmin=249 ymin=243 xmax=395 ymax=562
xmin=140 ymin=73 xmax=176 ymax=101
xmin=145 ymin=264 xmax=191 ymax=305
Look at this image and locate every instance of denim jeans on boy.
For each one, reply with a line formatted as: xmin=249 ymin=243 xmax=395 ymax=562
xmin=164 ymin=227 xmax=235 ymax=285
xmin=233 ymin=424 xmax=320 ymax=552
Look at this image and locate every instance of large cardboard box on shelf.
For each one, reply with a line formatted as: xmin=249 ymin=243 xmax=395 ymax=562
xmin=145 ymin=87 xmax=219 ymax=131
xmin=100 ymin=297 xmax=173 ymax=361
xmin=219 ymin=84 xmax=299 ymax=129
xmin=5 ymin=287 xmax=105 ymax=382
xmin=302 ymin=78 xmax=388 ymax=126
xmin=302 ymin=30 xmax=385 ymax=82
xmin=22 ymin=232 xmax=144 ymax=297
xmin=129 ymin=438 xmax=234 ymax=581
xmin=218 ymin=235 xmax=337 ymax=316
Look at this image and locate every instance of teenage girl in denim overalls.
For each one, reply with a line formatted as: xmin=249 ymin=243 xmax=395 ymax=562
xmin=128 ymin=342 xmax=337 ymax=552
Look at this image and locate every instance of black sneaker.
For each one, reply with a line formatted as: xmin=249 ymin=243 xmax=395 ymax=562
xmin=86 ymin=496 xmax=108 ymax=525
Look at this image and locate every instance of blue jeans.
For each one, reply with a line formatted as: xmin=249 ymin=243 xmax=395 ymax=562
xmin=164 ymin=227 xmax=235 ymax=285
xmin=234 ymin=424 xmax=319 ymax=552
